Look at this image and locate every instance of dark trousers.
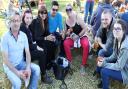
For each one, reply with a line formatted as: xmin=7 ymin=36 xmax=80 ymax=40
xmin=96 ymin=67 xmax=123 ymax=89
xmin=30 ymin=49 xmax=46 ymax=76
xmin=37 ymin=40 xmax=57 ymax=70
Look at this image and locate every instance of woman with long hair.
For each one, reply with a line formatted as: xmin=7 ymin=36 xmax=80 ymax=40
xmin=30 ymin=6 xmax=57 ymax=84
xmin=97 ymin=19 xmax=128 ymax=89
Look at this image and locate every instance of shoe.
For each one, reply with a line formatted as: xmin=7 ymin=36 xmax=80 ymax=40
xmin=41 ymin=74 xmax=53 ymax=84
xmin=97 ymin=81 xmax=103 ymax=88
xmin=80 ymin=65 xmax=86 ymax=76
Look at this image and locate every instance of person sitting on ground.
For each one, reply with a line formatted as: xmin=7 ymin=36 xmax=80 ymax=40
xmin=97 ymin=19 xmax=128 ymax=89
xmin=1 ymin=12 xmax=40 ymax=89
xmin=30 ymin=6 xmax=56 ymax=83
xmin=94 ymin=9 xmax=115 ymax=58
xmin=64 ymin=4 xmax=90 ymax=76
xmin=20 ymin=10 xmax=51 ymax=84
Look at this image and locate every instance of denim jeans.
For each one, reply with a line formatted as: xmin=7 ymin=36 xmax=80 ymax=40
xmin=3 ymin=61 xmax=40 ymax=89
xmin=84 ymin=1 xmax=94 ymax=24
xmin=97 ymin=67 xmax=123 ymax=89
xmin=98 ymin=48 xmax=113 ymax=57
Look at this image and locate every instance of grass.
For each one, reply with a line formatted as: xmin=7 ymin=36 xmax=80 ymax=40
xmin=0 ymin=0 xmax=127 ymax=89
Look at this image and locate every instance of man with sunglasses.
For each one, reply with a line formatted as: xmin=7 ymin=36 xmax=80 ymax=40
xmin=48 ymin=1 xmax=65 ymax=57
xmin=48 ymin=1 xmax=63 ymax=34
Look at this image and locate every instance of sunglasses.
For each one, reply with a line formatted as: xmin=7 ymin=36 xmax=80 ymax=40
xmin=39 ymin=11 xmax=47 ymax=15
xmin=66 ymin=8 xmax=72 ymax=12
xmin=52 ymin=8 xmax=58 ymax=12
xmin=113 ymin=27 xmax=122 ymax=32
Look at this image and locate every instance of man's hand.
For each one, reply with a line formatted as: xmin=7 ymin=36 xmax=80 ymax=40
xmin=97 ymin=57 xmax=104 ymax=67
xmin=18 ymin=70 xmax=27 ymax=80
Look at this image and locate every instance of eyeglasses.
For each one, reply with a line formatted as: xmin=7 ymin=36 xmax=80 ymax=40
xmin=113 ymin=27 xmax=122 ymax=32
xmin=66 ymin=8 xmax=72 ymax=12
xmin=52 ymin=8 xmax=58 ymax=12
xmin=11 ymin=19 xmax=21 ymax=23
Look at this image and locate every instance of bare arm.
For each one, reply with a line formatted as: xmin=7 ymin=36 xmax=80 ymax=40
xmin=77 ymin=15 xmax=87 ymax=37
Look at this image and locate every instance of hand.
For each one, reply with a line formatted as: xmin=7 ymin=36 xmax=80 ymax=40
xmin=97 ymin=61 xmax=103 ymax=67
xmin=72 ymin=35 xmax=79 ymax=41
xmin=18 ymin=70 xmax=27 ymax=80
xmin=37 ymin=46 xmax=44 ymax=51
xmin=97 ymin=37 xmax=102 ymax=44
xmin=25 ymin=68 xmax=31 ymax=79
xmin=46 ymin=34 xmax=56 ymax=42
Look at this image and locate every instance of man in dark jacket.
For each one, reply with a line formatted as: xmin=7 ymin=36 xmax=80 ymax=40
xmin=95 ymin=9 xmax=114 ymax=57
xmin=90 ymin=0 xmax=115 ymax=37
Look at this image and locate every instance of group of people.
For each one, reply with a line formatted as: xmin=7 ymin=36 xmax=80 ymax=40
xmin=1 ymin=0 xmax=128 ymax=89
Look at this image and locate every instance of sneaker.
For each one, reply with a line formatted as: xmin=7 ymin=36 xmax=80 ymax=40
xmin=97 ymin=81 xmax=103 ymax=88
xmin=80 ymin=65 xmax=86 ymax=75
xmin=41 ymin=74 xmax=53 ymax=84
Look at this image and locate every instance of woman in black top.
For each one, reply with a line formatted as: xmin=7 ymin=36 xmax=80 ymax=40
xmin=30 ymin=6 xmax=57 ymax=81
xmin=20 ymin=10 xmax=52 ymax=84
xmin=64 ymin=4 xmax=90 ymax=75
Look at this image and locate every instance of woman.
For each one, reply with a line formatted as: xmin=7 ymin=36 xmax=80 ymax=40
xmin=64 ymin=4 xmax=90 ymax=75
xmin=30 ymin=6 xmax=57 ymax=82
xmin=20 ymin=10 xmax=52 ymax=84
xmin=97 ymin=19 xmax=128 ymax=89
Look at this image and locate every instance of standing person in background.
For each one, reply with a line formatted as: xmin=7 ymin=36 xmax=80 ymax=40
xmin=1 ymin=12 xmax=40 ymax=89
xmin=84 ymin=0 xmax=94 ymax=24
xmin=20 ymin=10 xmax=50 ymax=84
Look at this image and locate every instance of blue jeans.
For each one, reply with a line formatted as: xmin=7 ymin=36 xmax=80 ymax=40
xmin=101 ymin=68 xmax=123 ymax=89
xmin=3 ymin=61 xmax=40 ymax=89
xmin=84 ymin=1 xmax=94 ymax=24
xmin=98 ymin=48 xmax=113 ymax=57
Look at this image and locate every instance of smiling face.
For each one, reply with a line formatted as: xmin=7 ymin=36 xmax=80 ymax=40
xmin=10 ymin=14 xmax=21 ymax=31
xmin=24 ymin=13 xmax=32 ymax=26
xmin=113 ymin=23 xmax=124 ymax=39
xmin=65 ymin=5 xmax=73 ymax=17
xmin=51 ymin=5 xmax=59 ymax=16
xmin=101 ymin=12 xmax=112 ymax=28
xmin=39 ymin=10 xmax=48 ymax=20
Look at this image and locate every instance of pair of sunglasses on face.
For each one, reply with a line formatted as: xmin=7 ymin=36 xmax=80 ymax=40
xmin=52 ymin=8 xmax=58 ymax=12
xmin=66 ymin=8 xmax=72 ymax=12
xmin=39 ymin=11 xmax=47 ymax=15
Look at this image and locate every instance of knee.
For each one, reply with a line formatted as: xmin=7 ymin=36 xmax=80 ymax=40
xmin=31 ymin=63 xmax=40 ymax=77
xmin=63 ymin=40 xmax=70 ymax=47
xmin=82 ymin=41 xmax=89 ymax=49
xmin=101 ymin=68 xmax=108 ymax=76
xmin=12 ymin=77 xmax=22 ymax=89
xmin=98 ymin=49 xmax=105 ymax=56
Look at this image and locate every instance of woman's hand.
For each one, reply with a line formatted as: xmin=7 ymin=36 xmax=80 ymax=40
xmin=37 ymin=46 xmax=44 ymax=51
xmin=46 ymin=34 xmax=56 ymax=42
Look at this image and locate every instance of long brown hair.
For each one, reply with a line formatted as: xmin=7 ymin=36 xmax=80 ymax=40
xmin=38 ymin=6 xmax=48 ymax=31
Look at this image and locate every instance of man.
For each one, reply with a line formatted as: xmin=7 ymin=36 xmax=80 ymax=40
xmin=1 ymin=12 xmax=40 ymax=89
xmin=95 ymin=9 xmax=114 ymax=58
xmin=90 ymin=0 xmax=115 ymax=37
xmin=94 ymin=9 xmax=115 ymax=88
xmin=48 ymin=1 xmax=63 ymax=33
xmin=48 ymin=1 xmax=65 ymax=57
